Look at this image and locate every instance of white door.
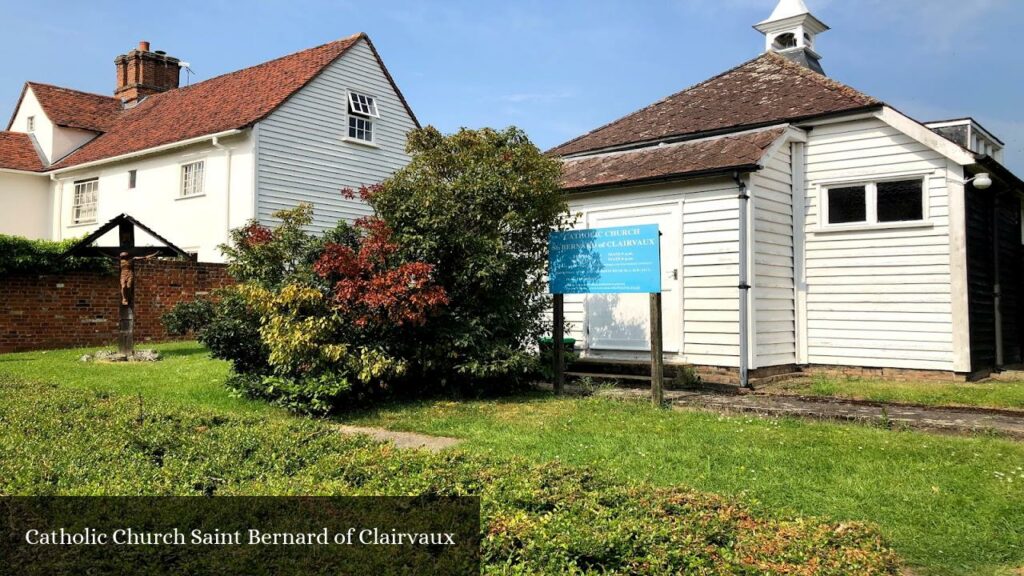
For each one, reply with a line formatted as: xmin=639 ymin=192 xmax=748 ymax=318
xmin=585 ymin=203 xmax=682 ymax=352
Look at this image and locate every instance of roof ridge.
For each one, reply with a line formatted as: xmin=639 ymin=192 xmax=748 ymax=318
xmin=547 ymin=53 xmax=770 ymax=155
xmin=154 ymin=33 xmax=364 ymax=100
xmin=26 ymin=81 xmax=120 ymax=102
xmin=760 ymin=51 xmax=879 ymax=105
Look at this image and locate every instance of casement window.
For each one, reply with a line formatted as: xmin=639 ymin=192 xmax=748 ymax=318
xmin=128 ymin=170 xmax=137 ymax=189
xmin=347 ymin=90 xmax=378 ymax=143
xmin=26 ymin=116 xmax=35 ymax=132
xmin=822 ymin=178 xmax=925 ymax=227
xmin=180 ymin=160 xmax=205 ymax=197
xmin=72 ymin=179 xmax=98 ymax=224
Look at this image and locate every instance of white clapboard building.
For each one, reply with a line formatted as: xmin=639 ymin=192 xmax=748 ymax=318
xmin=551 ymin=0 xmax=1024 ymax=383
xmin=0 ymin=34 xmax=418 ymax=262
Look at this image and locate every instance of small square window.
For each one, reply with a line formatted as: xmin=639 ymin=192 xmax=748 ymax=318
xmin=877 ymin=180 xmax=923 ymax=222
xmin=827 ymin=185 xmax=866 ymax=224
xmin=348 ymin=92 xmax=378 ymax=117
xmin=348 ymin=116 xmax=373 ymax=142
xmin=26 ymin=116 xmax=35 ymax=132
xmin=181 ymin=161 xmax=205 ymax=197
xmin=128 ymin=170 xmax=137 ymax=189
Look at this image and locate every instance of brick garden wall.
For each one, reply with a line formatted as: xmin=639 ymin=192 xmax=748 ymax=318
xmin=0 ymin=260 xmax=233 ymax=353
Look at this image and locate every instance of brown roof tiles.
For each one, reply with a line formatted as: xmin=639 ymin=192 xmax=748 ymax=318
xmin=21 ymin=83 xmax=122 ymax=132
xmin=550 ymin=52 xmax=880 ymax=157
xmin=0 ymin=132 xmax=45 ymax=172
xmin=560 ymin=127 xmax=785 ymax=191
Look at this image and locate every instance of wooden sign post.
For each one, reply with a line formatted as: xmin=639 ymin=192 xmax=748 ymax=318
xmin=549 ymin=225 xmax=664 ymax=403
xmin=552 ymin=293 xmax=565 ymax=395
xmin=649 ymin=292 xmax=664 ymax=405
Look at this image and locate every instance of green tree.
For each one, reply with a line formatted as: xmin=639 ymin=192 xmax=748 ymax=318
xmin=369 ymin=126 xmax=571 ymax=388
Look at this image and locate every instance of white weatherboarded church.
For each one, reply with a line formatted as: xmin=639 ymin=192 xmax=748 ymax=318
xmin=551 ymin=0 xmax=1024 ymax=384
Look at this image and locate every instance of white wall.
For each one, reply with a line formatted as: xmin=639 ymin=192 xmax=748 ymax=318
xmin=563 ymin=177 xmax=743 ymax=367
xmin=51 ymin=131 xmax=254 ymax=262
xmin=802 ymin=117 xmax=956 ymax=371
xmin=255 ymin=38 xmax=417 ymax=231
xmin=751 ymin=142 xmax=797 ymax=368
xmin=9 ymin=87 xmax=98 ymax=165
xmin=0 ymin=171 xmax=50 ymax=239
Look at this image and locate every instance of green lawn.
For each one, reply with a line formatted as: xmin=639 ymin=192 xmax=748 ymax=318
xmin=0 ymin=341 xmax=283 ymax=417
xmin=2 ymin=342 xmax=1023 ymax=575
xmin=764 ymin=375 xmax=1024 ymax=411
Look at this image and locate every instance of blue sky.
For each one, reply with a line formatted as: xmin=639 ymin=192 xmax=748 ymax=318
xmin=2 ymin=0 xmax=1022 ymax=172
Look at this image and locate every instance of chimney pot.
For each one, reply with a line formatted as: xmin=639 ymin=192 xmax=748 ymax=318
xmin=138 ymin=41 xmax=150 ymax=52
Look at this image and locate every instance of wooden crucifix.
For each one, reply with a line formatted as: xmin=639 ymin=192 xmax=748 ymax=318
xmin=63 ymin=214 xmax=192 ymax=355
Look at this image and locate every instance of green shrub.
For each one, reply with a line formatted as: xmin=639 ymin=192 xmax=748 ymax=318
xmin=369 ymin=126 xmax=572 ymax=390
xmin=0 ymin=375 xmax=900 ymax=575
xmin=0 ymin=234 xmax=113 ymax=276
xmin=198 ymin=289 xmax=271 ymax=375
xmin=162 ymin=299 xmax=216 ymax=336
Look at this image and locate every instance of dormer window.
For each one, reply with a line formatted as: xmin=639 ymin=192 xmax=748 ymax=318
xmin=26 ymin=116 xmax=35 ymax=132
xmin=347 ymin=91 xmax=378 ymax=144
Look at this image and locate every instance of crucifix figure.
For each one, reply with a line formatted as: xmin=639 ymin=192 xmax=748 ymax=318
xmin=63 ymin=214 xmax=192 ymax=355
xmin=117 ymin=250 xmax=160 ymax=306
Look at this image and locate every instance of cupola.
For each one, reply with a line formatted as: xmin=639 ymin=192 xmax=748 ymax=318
xmin=754 ymin=0 xmax=829 ymax=74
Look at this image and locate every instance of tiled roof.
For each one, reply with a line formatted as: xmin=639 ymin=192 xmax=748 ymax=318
xmin=550 ymin=52 xmax=880 ymax=157
xmin=49 ymin=34 xmax=369 ymax=169
xmin=561 ymin=127 xmax=785 ymax=191
xmin=21 ymin=83 xmax=122 ymax=132
xmin=0 ymin=132 xmax=45 ymax=172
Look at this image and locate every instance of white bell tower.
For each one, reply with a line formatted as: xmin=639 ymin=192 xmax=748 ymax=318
xmin=754 ymin=0 xmax=829 ymax=74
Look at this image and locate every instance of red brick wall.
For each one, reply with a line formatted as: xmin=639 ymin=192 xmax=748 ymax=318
xmin=0 ymin=260 xmax=232 ymax=353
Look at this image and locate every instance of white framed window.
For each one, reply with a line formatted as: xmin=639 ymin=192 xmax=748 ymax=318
xmin=128 ymin=169 xmax=137 ymax=189
xmin=821 ymin=177 xmax=926 ymax=228
xmin=180 ymin=160 xmax=205 ymax=197
xmin=26 ymin=116 xmax=35 ymax=132
xmin=347 ymin=91 xmax=379 ymax=118
xmin=348 ymin=116 xmax=374 ymax=142
xmin=72 ymin=179 xmax=98 ymax=224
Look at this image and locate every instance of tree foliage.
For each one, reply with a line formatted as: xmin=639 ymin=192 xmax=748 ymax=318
xmin=0 ymin=234 xmax=113 ymax=276
xmin=367 ymin=126 xmax=571 ymax=387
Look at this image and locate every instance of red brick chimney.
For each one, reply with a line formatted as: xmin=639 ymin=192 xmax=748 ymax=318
xmin=114 ymin=41 xmax=181 ymax=102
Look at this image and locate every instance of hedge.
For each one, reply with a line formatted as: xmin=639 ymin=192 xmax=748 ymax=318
xmin=0 ymin=234 xmax=113 ymax=276
xmin=0 ymin=375 xmax=899 ymax=574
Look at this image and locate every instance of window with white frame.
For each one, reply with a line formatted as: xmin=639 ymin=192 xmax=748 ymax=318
xmin=822 ymin=177 xmax=925 ymax=227
xmin=26 ymin=116 xmax=35 ymax=132
xmin=180 ymin=160 xmax=205 ymax=197
xmin=72 ymin=179 xmax=98 ymax=224
xmin=347 ymin=91 xmax=378 ymax=143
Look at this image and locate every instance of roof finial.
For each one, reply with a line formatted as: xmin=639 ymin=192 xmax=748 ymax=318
xmin=754 ymin=0 xmax=829 ymax=74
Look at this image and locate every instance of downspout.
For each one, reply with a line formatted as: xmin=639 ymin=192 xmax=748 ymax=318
xmin=212 ymin=136 xmax=232 ymax=245
xmin=992 ymin=191 xmax=1003 ymax=368
xmin=734 ymin=172 xmax=752 ymax=389
xmin=49 ymin=173 xmax=61 ymax=241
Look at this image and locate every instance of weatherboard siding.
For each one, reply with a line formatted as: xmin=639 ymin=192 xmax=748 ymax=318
xmin=751 ymin=143 xmax=797 ymax=368
xmin=561 ymin=177 xmax=743 ymax=368
xmin=802 ymin=117 xmax=956 ymax=371
xmin=255 ymin=39 xmax=416 ymax=231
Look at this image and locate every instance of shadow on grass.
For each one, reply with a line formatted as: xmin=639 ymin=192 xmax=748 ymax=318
xmin=153 ymin=344 xmax=211 ymax=359
xmin=330 ymin=388 xmax=557 ymax=423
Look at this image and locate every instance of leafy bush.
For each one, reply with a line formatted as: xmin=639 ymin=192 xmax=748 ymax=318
xmin=0 ymin=376 xmax=900 ymax=575
xmin=162 ymin=299 xmax=216 ymax=336
xmin=211 ymin=206 xmax=446 ymax=413
xmin=367 ymin=126 xmax=571 ymax=389
xmin=0 ymin=234 xmax=113 ymax=276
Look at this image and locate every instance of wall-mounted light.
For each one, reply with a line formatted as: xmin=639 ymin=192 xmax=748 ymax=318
xmin=966 ymin=172 xmax=993 ymax=190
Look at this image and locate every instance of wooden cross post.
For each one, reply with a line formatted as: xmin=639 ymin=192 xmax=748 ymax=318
xmin=117 ymin=220 xmax=135 ymax=355
xmin=650 ymin=292 xmax=664 ymax=406
xmin=553 ymin=293 xmax=565 ymax=395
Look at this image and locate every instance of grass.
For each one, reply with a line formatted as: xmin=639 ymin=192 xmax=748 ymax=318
xmin=349 ymin=397 xmax=1024 ymax=576
xmin=2 ymin=342 xmax=1022 ymax=574
xmin=764 ymin=374 xmax=1024 ymax=411
xmin=0 ymin=341 xmax=283 ymax=417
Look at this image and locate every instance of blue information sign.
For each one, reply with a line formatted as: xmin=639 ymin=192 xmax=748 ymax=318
xmin=549 ymin=224 xmax=661 ymax=294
